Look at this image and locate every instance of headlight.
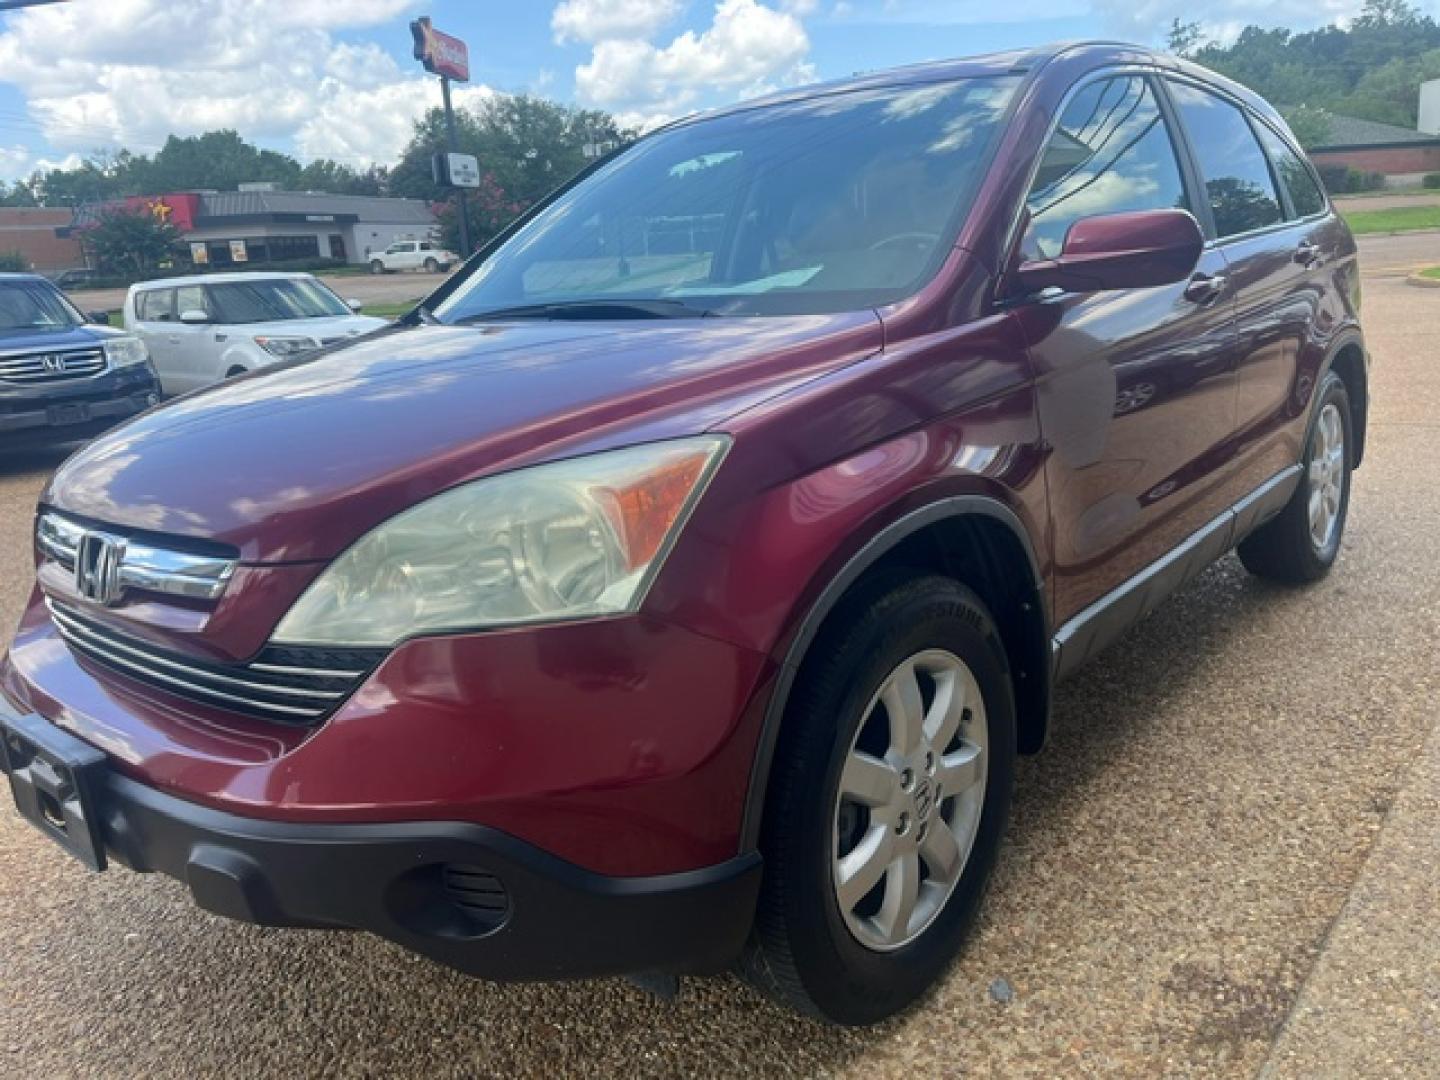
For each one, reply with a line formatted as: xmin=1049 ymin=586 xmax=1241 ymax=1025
xmin=254 ymin=335 xmax=319 ymax=358
xmin=103 ymin=336 xmax=149 ymax=369
xmin=272 ymin=436 xmax=729 ymax=647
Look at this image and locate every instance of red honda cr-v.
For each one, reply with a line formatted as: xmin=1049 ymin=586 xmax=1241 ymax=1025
xmin=2 ymin=42 xmax=1365 ymax=1025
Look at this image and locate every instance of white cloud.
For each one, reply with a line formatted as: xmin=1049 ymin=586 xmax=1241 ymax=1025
xmin=574 ymin=0 xmax=814 ymax=124
xmin=0 ymin=0 xmax=492 ymax=172
xmin=552 ymin=0 xmax=683 ymax=43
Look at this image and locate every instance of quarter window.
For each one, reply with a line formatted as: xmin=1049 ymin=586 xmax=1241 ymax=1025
xmin=1168 ymin=82 xmax=1283 ymax=238
xmin=1254 ymin=122 xmax=1326 ymax=219
xmin=1024 ymin=76 xmax=1190 ymax=260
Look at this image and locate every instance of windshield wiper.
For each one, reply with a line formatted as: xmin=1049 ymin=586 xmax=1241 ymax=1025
xmin=454 ymin=298 xmax=715 ymax=323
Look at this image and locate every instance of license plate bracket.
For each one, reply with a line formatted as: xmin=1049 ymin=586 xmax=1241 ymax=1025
xmin=1 ymin=710 xmax=108 ymax=870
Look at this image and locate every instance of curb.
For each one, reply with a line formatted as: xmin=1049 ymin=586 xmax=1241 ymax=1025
xmin=1405 ymin=270 xmax=1440 ymax=288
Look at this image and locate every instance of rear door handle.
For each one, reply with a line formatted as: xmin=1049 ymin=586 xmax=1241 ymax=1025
xmin=1183 ymin=273 xmax=1227 ymax=304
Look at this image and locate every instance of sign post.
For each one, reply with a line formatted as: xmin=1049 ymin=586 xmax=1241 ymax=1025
xmin=411 ymin=16 xmax=473 ymax=257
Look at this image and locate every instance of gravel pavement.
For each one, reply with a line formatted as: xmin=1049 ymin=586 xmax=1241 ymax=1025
xmin=1 ymin=235 xmax=1438 ymax=1077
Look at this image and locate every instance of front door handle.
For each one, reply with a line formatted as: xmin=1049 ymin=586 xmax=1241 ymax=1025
xmin=1294 ymin=241 xmax=1322 ymax=266
xmin=1183 ymin=273 xmax=1227 ymax=304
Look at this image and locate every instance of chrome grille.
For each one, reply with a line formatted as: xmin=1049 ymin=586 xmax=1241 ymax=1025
xmin=0 ymin=346 xmax=107 ymax=384
xmin=46 ymin=599 xmax=385 ymax=725
xmin=37 ymin=511 xmax=236 ymax=604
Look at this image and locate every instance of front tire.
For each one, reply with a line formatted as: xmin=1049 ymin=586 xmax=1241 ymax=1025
xmin=1238 ymin=372 xmax=1352 ymax=584
xmin=369 ymin=259 xmax=385 ymax=275
xmin=741 ymin=574 xmax=1016 ymax=1025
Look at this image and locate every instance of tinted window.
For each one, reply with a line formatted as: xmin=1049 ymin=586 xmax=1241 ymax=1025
xmin=136 ymin=289 xmax=174 ymax=322
xmin=435 ymin=76 xmax=1020 ymax=320
xmin=207 ymin=278 xmax=351 ymax=323
xmin=1169 ymin=82 xmax=1283 ymax=238
xmin=0 ymin=280 xmax=84 ymax=332
xmin=1024 ymin=76 xmax=1189 ymax=259
xmin=1254 ymin=122 xmax=1326 ymax=218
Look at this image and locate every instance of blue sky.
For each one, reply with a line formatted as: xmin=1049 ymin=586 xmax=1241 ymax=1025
xmin=0 ymin=0 xmax=1422 ymax=182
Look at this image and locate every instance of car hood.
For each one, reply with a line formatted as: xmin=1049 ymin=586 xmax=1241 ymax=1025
xmin=0 ymin=324 xmax=122 ymax=351
xmin=45 ymin=313 xmax=882 ymax=562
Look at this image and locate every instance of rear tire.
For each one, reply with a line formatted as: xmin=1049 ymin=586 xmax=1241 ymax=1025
xmin=740 ymin=574 xmax=1016 ymax=1025
xmin=423 ymin=257 xmax=440 ymax=273
xmin=1238 ymin=372 xmax=1352 ymax=584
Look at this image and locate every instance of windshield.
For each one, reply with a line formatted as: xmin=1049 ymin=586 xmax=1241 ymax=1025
xmin=208 ymin=278 xmax=351 ymax=324
xmin=0 ymin=280 xmax=85 ymax=333
xmin=435 ymin=76 xmax=1018 ymax=322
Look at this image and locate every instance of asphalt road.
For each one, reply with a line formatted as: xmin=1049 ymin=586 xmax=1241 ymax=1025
xmin=1 ymin=234 xmax=1438 ymax=1077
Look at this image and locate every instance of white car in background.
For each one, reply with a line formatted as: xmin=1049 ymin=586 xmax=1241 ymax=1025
xmin=367 ymin=239 xmax=458 ymax=274
xmin=123 ymin=272 xmax=388 ymax=396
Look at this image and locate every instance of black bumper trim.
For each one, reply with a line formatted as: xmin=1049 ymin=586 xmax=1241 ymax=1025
xmin=3 ymin=710 xmax=761 ymax=981
xmin=108 ymin=773 xmax=762 ymax=980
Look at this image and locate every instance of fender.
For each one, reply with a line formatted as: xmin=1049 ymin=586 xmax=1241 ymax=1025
xmin=737 ymin=493 xmax=1049 ymax=852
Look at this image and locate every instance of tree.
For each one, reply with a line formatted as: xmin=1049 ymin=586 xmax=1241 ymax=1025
xmin=293 ymin=159 xmax=388 ymax=196
xmin=136 ymin=130 xmax=300 ymax=192
xmin=82 ymin=206 xmax=181 ymax=276
xmin=1282 ymin=104 xmax=1335 ymax=149
xmin=1166 ymin=18 xmax=1204 ymax=58
xmin=392 ymin=95 xmax=632 ymax=245
xmin=1187 ymin=7 xmax=1440 ymax=127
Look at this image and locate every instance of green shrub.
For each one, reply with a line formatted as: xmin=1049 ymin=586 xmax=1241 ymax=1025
xmin=1315 ymin=163 xmax=1353 ymax=194
xmin=0 ymin=249 xmax=28 ymax=272
xmin=1423 ymin=172 xmax=1440 ymax=189
xmin=1355 ymin=170 xmax=1387 ymax=192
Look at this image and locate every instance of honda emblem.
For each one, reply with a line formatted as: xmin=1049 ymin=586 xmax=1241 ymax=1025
xmin=75 ymin=532 xmax=125 ymax=605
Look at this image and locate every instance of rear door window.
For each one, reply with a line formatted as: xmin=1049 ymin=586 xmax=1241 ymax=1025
xmin=136 ymin=289 xmax=175 ymax=322
xmin=1024 ymin=75 xmax=1191 ymax=259
xmin=174 ymin=285 xmax=210 ymax=319
xmin=1167 ymin=81 xmax=1284 ymax=238
xmin=1253 ymin=122 xmax=1326 ymax=219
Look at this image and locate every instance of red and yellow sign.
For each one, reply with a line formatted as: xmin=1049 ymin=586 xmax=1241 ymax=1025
xmin=410 ymin=17 xmax=469 ymax=82
xmin=121 ymin=193 xmax=199 ymax=232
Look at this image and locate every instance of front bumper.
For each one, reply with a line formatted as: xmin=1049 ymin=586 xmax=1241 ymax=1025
xmin=0 ymin=367 xmax=160 ymax=444
xmin=1 ymin=696 xmax=761 ymax=980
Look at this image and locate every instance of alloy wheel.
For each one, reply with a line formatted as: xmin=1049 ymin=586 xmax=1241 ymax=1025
xmin=1308 ymin=401 xmax=1345 ymax=549
xmin=831 ymin=649 xmax=988 ymax=952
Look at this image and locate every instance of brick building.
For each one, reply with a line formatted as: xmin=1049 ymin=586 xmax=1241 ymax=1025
xmin=0 ymin=207 xmax=86 ymax=272
xmin=1308 ymin=115 xmax=1440 ymax=186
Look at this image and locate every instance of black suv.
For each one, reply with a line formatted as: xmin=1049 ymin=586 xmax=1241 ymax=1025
xmin=0 ymin=274 xmax=160 ymax=448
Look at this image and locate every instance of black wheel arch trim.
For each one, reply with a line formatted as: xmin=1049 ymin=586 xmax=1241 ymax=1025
xmin=738 ymin=493 xmax=1050 ymax=853
xmin=1316 ymin=328 xmax=1367 ymax=469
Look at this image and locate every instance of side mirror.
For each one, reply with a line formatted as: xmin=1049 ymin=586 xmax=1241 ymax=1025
xmin=347 ymin=298 xmax=363 ymax=311
xmin=178 ymin=309 xmax=210 ymax=325
xmin=1013 ymin=209 xmax=1203 ymax=296
xmin=86 ymin=310 xmax=110 ymax=325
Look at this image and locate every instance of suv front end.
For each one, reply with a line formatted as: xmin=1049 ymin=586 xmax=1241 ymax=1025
xmin=0 ymin=276 xmax=159 ymax=448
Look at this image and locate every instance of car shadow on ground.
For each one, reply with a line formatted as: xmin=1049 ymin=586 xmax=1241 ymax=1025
xmin=46 ymin=556 xmax=1284 ymax=1075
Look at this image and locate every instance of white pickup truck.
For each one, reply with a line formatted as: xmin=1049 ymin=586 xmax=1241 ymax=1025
xmin=367 ymin=239 xmax=458 ymax=274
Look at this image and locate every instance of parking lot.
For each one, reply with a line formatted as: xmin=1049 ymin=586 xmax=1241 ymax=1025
xmin=1 ymin=233 xmax=1436 ymax=1077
